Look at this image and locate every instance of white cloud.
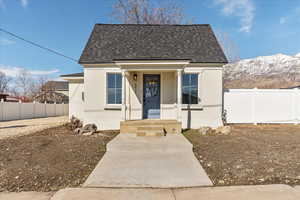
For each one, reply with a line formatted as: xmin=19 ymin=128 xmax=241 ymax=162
xmin=0 ymin=65 xmax=59 ymax=77
xmin=0 ymin=38 xmax=15 ymax=46
xmin=19 ymin=0 xmax=28 ymax=7
xmin=214 ymin=0 xmax=255 ymax=33
xmin=0 ymin=0 xmax=29 ymax=9
xmin=280 ymin=17 xmax=287 ymax=24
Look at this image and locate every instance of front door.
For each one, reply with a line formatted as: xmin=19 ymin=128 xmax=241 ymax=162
xmin=143 ymin=74 xmax=161 ymax=119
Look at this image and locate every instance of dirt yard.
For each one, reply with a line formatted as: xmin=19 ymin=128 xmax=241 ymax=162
xmin=184 ymin=124 xmax=300 ymax=186
xmin=0 ymin=116 xmax=68 ymax=140
xmin=0 ymin=124 xmax=118 ymax=192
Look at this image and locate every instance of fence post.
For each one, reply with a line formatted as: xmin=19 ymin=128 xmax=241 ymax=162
xmin=62 ymin=102 xmax=64 ymax=116
xmin=19 ymin=100 xmax=22 ymax=120
xmin=252 ymin=88 xmax=257 ymax=125
xmin=1 ymin=99 xmax=3 ymax=121
xmin=293 ymin=88 xmax=298 ymax=125
xmin=33 ymin=101 xmax=36 ymax=119
xmin=44 ymin=101 xmax=47 ymax=117
xmin=54 ymin=102 xmax=57 ymax=116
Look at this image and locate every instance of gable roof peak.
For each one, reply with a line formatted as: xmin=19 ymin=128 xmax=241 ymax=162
xmin=79 ymin=23 xmax=227 ymax=64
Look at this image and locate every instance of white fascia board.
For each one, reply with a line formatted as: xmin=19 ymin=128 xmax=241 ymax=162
xmin=82 ymin=62 xmax=225 ymax=70
xmin=61 ymin=77 xmax=84 ymax=81
xmin=187 ymin=63 xmax=226 ymax=67
xmin=82 ymin=63 xmax=118 ymax=68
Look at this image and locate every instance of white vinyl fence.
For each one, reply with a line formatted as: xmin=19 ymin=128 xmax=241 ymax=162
xmin=0 ymin=100 xmax=69 ymax=121
xmin=224 ymin=88 xmax=300 ymax=124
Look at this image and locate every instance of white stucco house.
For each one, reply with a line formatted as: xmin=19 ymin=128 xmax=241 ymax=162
xmin=62 ymin=24 xmax=228 ymax=133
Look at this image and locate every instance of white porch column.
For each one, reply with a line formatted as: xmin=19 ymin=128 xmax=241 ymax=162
xmin=121 ymin=70 xmax=126 ymax=121
xmin=177 ymin=69 xmax=183 ymax=122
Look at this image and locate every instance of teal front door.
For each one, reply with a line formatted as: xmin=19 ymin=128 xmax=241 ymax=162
xmin=143 ymin=74 xmax=161 ymax=119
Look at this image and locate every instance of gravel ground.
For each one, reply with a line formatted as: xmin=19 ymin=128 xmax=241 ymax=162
xmin=0 ymin=116 xmax=68 ymax=140
xmin=183 ymin=124 xmax=300 ymax=186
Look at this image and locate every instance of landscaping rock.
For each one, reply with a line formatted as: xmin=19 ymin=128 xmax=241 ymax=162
xmin=215 ymin=126 xmax=231 ymax=135
xmin=83 ymin=132 xmax=94 ymax=136
xmin=73 ymin=128 xmax=81 ymax=135
xmin=80 ymin=124 xmax=98 ymax=134
xmin=70 ymin=116 xmax=83 ymax=130
xmin=198 ymin=127 xmax=213 ymax=135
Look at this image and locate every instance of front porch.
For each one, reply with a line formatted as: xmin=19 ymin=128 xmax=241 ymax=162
xmin=118 ymin=61 xmax=188 ymax=134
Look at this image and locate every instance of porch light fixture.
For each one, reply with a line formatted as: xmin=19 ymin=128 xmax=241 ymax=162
xmin=133 ymin=73 xmax=138 ymax=81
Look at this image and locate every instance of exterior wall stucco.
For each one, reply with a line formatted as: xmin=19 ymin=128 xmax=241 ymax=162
xmin=181 ymin=68 xmax=223 ymax=129
xmin=68 ymin=64 xmax=224 ymax=130
xmin=68 ymin=80 xmax=84 ymax=121
xmin=84 ymin=67 xmax=122 ymax=130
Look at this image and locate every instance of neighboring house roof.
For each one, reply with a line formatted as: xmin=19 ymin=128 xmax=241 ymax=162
xmin=7 ymin=96 xmax=31 ymax=102
xmin=0 ymin=93 xmax=9 ymax=101
xmin=79 ymin=24 xmax=228 ymax=64
xmin=60 ymin=72 xmax=84 ymax=77
xmin=34 ymin=91 xmax=69 ymax=104
xmin=5 ymin=97 xmax=19 ymax=102
xmin=44 ymin=81 xmax=69 ymax=91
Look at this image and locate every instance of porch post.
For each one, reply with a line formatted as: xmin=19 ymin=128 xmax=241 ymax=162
xmin=177 ymin=69 xmax=183 ymax=122
xmin=121 ymin=70 xmax=126 ymax=121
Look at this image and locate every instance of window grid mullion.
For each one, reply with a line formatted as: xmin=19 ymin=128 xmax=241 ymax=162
xmin=114 ymin=74 xmax=116 ymax=104
xmin=189 ymin=74 xmax=191 ymax=104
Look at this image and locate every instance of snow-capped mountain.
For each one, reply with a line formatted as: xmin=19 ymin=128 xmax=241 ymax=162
xmin=224 ymin=53 xmax=300 ymax=89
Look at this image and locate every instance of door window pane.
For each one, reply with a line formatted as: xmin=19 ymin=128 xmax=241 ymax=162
xmin=182 ymin=73 xmax=198 ymax=104
xmin=107 ymin=73 xmax=122 ymax=104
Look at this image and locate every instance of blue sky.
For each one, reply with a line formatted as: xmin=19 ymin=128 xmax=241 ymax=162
xmin=1 ymin=0 xmax=300 ymax=80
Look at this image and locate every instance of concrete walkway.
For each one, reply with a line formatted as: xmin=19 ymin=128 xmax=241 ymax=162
xmin=83 ymin=133 xmax=212 ymax=188
xmin=49 ymin=184 xmax=300 ymax=200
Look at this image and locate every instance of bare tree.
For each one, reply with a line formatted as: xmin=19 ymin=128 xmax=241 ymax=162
xmin=110 ymin=0 xmax=188 ymax=24
xmin=33 ymin=76 xmax=52 ymax=103
xmin=0 ymin=71 xmax=11 ymax=93
xmin=15 ymin=69 xmax=36 ymax=98
xmin=215 ymin=30 xmax=240 ymax=63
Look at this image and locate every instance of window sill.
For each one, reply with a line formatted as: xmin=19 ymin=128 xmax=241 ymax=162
xmin=104 ymin=105 xmax=122 ymax=110
xmin=181 ymin=104 xmax=203 ymax=110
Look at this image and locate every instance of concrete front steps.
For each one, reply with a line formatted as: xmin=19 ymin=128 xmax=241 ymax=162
xmin=120 ymin=120 xmax=182 ymax=136
xmin=136 ymin=126 xmax=165 ymax=136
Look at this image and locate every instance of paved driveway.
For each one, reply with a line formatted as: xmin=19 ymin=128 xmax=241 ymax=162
xmin=83 ymin=133 xmax=212 ymax=188
xmin=0 ymin=116 xmax=68 ymax=140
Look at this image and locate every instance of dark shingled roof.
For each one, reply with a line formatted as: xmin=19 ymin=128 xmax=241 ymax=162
xmin=60 ymin=72 xmax=84 ymax=77
xmin=79 ymin=24 xmax=228 ymax=64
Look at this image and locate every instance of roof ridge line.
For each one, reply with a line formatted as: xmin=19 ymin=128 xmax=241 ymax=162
xmin=95 ymin=23 xmax=210 ymax=26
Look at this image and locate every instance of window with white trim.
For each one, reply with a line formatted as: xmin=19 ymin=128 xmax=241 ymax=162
xmin=107 ymin=73 xmax=122 ymax=104
xmin=182 ymin=73 xmax=198 ymax=104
